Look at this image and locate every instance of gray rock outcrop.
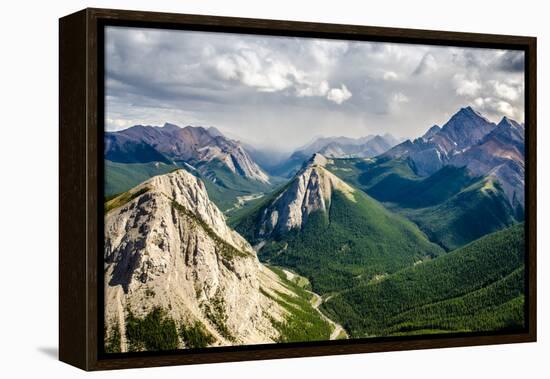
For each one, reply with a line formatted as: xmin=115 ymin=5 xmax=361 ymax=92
xmin=104 ymin=169 xmax=289 ymax=351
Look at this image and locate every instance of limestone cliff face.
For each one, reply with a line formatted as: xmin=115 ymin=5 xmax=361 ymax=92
xmin=104 ymin=169 xmax=287 ymax=351
xmin=257 ymin=153 xmax=356 ymax=237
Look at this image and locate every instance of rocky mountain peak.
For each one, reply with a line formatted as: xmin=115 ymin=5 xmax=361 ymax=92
xmin=449 ymin=113 xmax=525 ymax=207
xmin=105 ymin=123 xmax=270 ymax=184
xmin=104 ymin=169 xmax=292 ymax=350
xmin=107 ymin=169 xmax=249 ymax=256
xmin=307 ymin=153 xmax=329 ymax=167
xmin=428 ymin=106 xmax=495 ymax=153
xmin=383 ymin=107 xmax=500 ymax=177
xmin=459 ymin=105 xmax=476 ymax=115
xmin=487 ymin=116 xmax=524 ymax=147
xmin=162 ymin=122 xmax=181 ymax=131
xmin=257 ymin=156 xmax=355 ymax=237
xmin=422 ymin=124 xmax=441 ymax=140
xmin=497 ymin=116 xmax=523 ymax=130
xmin=442 ymin=106 xmax=494 ymax=134
xmin=290 ymin=134 xmax=398 ymax=161
xmin=207 ymin=126 xmax=225 ymax=137
xmin=456 ymin=106 xmax=491 ymax=121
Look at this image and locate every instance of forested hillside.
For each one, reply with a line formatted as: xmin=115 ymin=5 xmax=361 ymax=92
xmin=322 ymin=223 xmax=525 ymax=337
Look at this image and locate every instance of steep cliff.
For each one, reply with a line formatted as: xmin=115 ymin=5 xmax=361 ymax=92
xmin=104 ymin=169 xmax=297 ymax=351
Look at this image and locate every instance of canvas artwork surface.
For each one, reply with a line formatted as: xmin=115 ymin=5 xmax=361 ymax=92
xmin=102 ymin=26 xmax=526 ymax=354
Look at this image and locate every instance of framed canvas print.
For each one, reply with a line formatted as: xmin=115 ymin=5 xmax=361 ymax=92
xmin=59 ymin=8 xmax=537 ymax=371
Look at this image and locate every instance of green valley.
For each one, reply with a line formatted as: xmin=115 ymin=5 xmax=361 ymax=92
xmin=104 ymin=158 xmax=283 ymax=213
xmin=98 ymin=39 xmax=529 ymax=354
xmin=321 ymin=223 xmax=525 ymax=337
xmin=262 ymin=266 xmax=333 ymax=343
xmin=194 ymin=159 xmax=280 ymax=212
xmin=105 ymin=160 xmax=179 ymax=197
xmin=327 ymin=157 xmax=520 ymax=250
xmin=234 ymin=171 xmax=444 ymax=294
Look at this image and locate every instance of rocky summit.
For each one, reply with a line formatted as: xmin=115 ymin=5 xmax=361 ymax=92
xmin=384 ymin=107 xmax=497 ymax=176
xmin=449 ymin=116 xmax=525 ymax=206
xmin=382 ymin=107 xmax=524 ymax=206
xmin=103 ymin=169 xmax=292 ymax=351
xmin=256 ymin=153 xmax=356 ymax=237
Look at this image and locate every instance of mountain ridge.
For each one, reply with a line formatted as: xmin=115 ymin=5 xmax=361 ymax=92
xmin=382 ymin=107 xmax=524 ymax=206
xmin=322 ymin=223 xmax=525 ymax=337
xmin=383 ymin=106 xmax=497 ymax=176
xmin=293 ymin=133 xmax=400 ymax=160
xmin=104 ymin=169 xmax=330 ymax=351
xmin=105 ymin=123 xmax=270 ymax=184
xmin=233 ymin=153 xmax=445 ymax=293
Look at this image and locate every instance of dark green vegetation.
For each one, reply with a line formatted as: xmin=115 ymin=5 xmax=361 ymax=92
xmin=180 ymin=320 xmax=216 ymax=348
xmin=322 ymin=223 xmax=525 ymax=337
xmin=201 ymin=291 xmax=235 ymax=342
xmin=105 ymin=160 xmax=179 ymax=197
xmin=365 ymin=162 xmax=475 ymax=208
xmin=327 ymin=157 xmax=519 ymax=250
xmin=263 ymin=266 xmax=332 ymax=342
xmin=104 ymin=323 xmax=122 ymax=353
xmin=104 ymin=186 xmax=150 ymax=213
xmin=236 ymin=189 xmax=444 ymax=295
xmin=327 ymin=156 xmax=416 ymax=193
xmin=171 ymin=199 xmax=249 ymax=260
xmin=104 ymin=138 xmax=526 ymax=344
xmin=104 ymin=158 xmax=282 ymax=213
xmin=395 ymin=177 xmax=519 ymax=250
xmin=196 ymin=159 xmax=275 ymax=212
xmin=125 ymin=307 xmax=179 ymax=352
xmin=123 ymin=307 xmax=219 ymax=351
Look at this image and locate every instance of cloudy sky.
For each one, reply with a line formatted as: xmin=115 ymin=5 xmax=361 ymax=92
xmin=105 ymin=26 xmax=525 ymax=151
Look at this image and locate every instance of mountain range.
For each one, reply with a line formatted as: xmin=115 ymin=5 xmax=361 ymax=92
xmin=106 ymin=123 xmax=269 ymax=183
xmin=270 ymin=134 xmax=400 ymax=178
xmin=326 ymin=109 xmax=524 ymax=251
xmin=232 ymin=153 xmax=444 ymax=293
xmin=384 ymin=106 xmax=524 ymax=207
xmin=104 ymin=124 xmax=280 ymax=213
xmin=104 ymin=169 xmax=332 ymax=352
xmin=103 ymin=105 xmax=526 ymax=351
xmin=296 ymin=134 xmax=400 ymax=158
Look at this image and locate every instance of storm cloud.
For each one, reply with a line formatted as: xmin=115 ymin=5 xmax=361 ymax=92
xmin=105 ymin=26 xmax=525 ymax=151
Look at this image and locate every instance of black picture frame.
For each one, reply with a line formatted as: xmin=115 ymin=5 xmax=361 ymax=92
xmin=59 ymin=7 xmax=537 ymax=371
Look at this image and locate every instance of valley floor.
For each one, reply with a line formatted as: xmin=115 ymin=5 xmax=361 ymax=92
xmin=280 ymin=268 xmax=348 ymax=341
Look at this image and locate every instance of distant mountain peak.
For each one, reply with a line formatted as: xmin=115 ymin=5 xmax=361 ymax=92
xmin=292 ymin=134 xmax=399 ymax=161
xmin=384 ymin=106 xmax=499 ymax=177
xmin=253 ymin=154 xmax=356 ymax=237
xmin=207 ymin=126 xmax=225 ymax=137
xmin=449 ymin=106 xmax=491 ymax=124
xmin=306 ymin=153 xmax=328 ymax=167
xmin=162 ymin=122 xmax=181 ymax=130
xmin=105 ymin=122 xmax=270 ymax=184
xmin=438 ymin=106 xmax=496 ymax=149
xmin=459 ymin=106 xmax=485 ymax=118
xmin=104 ymin=169 xmax=295 ymax=349
xmin=448 ymin=111 xmax=525 ymax=206
xmin=497 ymin=116 xmax=523 ymax=129
xmin=422 ymin=124 xmax=441 ymax=140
